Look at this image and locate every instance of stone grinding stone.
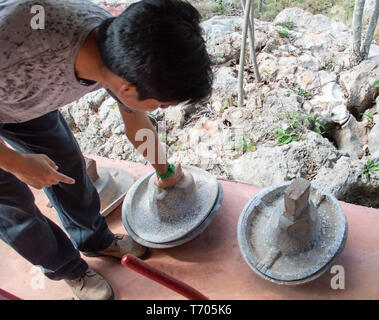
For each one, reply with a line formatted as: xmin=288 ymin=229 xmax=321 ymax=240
xmin=123 ymin=165 xmax=219 ymax=244
xmin=122 ymin=182 xmax=224 ymax=248
xmin=237 ymin=181 xmax=348 ymax=285
xmin=95 ymin=167 xmax=135 ymax=216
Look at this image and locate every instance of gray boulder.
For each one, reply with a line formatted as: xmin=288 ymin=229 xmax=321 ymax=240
xmin=339 ymin=58 xmax=379 ymax=114
xmin=313 ymin=156 xmax=379 ymax=208
xmin=201 ymin=16 xmax=243 ymax=64
xmin=331 ymin=116 xmax=368 ymax=159
xmin=229 ymin=131 xmax=339 ymax=187
xmin=274 ymin=8 xmax=351 ymax=69
xmin=210 ymin=66 xmax=239 ymax=112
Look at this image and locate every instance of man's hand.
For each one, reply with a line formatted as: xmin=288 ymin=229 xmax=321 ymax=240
xmin=0 ymin=142 xmax=75 ymax=189
xmin=119 ymin=110 xmax=184 ymax=189
xmin=11 ymin=153 xmax=75 ymax=189
xmin=155 ymin=163 xmax=184 ymax=189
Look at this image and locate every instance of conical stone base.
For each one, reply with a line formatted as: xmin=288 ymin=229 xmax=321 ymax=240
xmin=122 ymin=165 xmax=223 ymax=248
xmin=237 ymin=181 xmax=348 ymax=285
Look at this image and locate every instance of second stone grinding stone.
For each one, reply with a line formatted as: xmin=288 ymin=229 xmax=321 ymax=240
xmin=123 ymin=165 xmax=220 ymax=244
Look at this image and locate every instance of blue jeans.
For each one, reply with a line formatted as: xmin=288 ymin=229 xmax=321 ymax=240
xmin=0 ymin=111 xmax=114 ymax=280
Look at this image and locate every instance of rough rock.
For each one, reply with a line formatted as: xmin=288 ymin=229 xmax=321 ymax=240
xmin=303 ymin=80 xmax=349 ymax=126
xmin=201 ymin=16 xmax=243 ymax=64
xmin=368 ymin=115 xmax=379 ymax=161
xmin=163 ymin=102 xmax=198 ymax=129
xmin=210 ymin=66 xmax=239 ymax=112
xmin=339 ymin=58 xmax=379 ymax=114
xmin=312 ymin=156 xmax=379 ymax=208
xmin=229 ymin=131 xmax=340 ymax=187
xmin=274 ymin=8 xmax=352 ymax=70
xmin=97 ymin=97 xmax=125 ymax=137
xmin=331 ymin=116 xmax=368 ymax=159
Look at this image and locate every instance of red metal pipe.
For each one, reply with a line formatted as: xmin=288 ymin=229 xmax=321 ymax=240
xmin=0 ymin=288 xmax=22 ymax=300
xmin=121 ymin=254 xmax=209 ymax=300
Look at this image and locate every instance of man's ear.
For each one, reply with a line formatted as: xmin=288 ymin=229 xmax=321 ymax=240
xmin=118 ymin=82 xmax=137 ymax=98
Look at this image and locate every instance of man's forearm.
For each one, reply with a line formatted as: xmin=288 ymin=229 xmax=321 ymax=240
xmin=0 ymin=140 xmax=23 ymax=173
xmin=119 ymin=109 xmax=169 ymax=174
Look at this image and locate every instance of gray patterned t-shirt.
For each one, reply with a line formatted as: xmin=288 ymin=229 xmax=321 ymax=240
xmin=0 ymin=0 xmax=135 ymax=123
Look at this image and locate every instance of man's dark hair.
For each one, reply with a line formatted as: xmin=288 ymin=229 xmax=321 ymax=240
xmin=97 ymin=0 xmax=213 ymax=104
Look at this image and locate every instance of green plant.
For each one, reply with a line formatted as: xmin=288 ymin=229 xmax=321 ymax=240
xmin=275 ymin=25 xmax=290 ymax=38
xmin=275 ymin=18 xmax=297 ymax=38
xmin=283 ymin=110 xmax=308 ymax=131
xmin=321 ymin=63 xmax=334 ymax=73
xmin=231 ymin=135 xmax=256 ymax=156
xmin=298 ymin=88 xmax=310 ymax=97
xmin=220 ymin=105 xmax=228 ymax=113
xmin=363 ymin=158 xmax=379 ymax=180
xmin=274 ymin=19 xmax=297 ymax=30
xmin=307 ymin=114 xmax=326 ymax=134
xmin=275 ymin=127 xmax=300 ymax=145
xmin=290 ymin=87 xmax=311 ymax=97
xmin=375 ymin=80 xmax=379 ymax=88
xmin=364 ymin=111 xmax=374 ymax=121
xmin=361 ymin=110 xmax=376 ymax=128
xmin=213 ymin=0 xmax=226 ymax=15
xmin=274 ymin=110 xmax=326 ymax=145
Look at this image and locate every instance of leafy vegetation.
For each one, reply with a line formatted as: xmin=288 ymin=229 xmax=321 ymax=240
xmin=363 ymin=159 xmax=379 ymax=180
xmin=274 ymin=18 xmax=297 ymax=38
xmin=361 ymin=110 xmax=376 ymax=128
xmin=275 ymin=25 xmax=290 ymax=38
xmin=231 ymin=135 xmax=256 ymax=156
xmin=298 ymin=89 xmax=311 ymax=97
xmin=307 ymin=114 xmax=326 ymax=134
xmin=273 ymin=110 xmax=326 ymax=145
xmin=274 ymin=19 xmax=297 ymax=30
xmin=290 ymin=87 xmax=311 ymax=97
xmin=213 ymin=0 xmax=227 ymax=15
xmin=275 ymin=126 xmax=301 ymax=145
xmin=220 ymin=104 xmax=228 ymax=113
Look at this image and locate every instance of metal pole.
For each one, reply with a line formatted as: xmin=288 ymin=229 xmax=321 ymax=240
xmin=121 ymin=254 xmax=209 ymax=300
xmin=238 ymin=0 xmax=252 ymax=108
xmin=238 ymin=0 xmax=261 ymax=108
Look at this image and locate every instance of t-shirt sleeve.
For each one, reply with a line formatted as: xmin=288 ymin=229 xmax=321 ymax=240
xmin=105 ymin=89 xmax=138 ymax=113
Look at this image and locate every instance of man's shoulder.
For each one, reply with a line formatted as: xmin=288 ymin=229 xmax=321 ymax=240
xmin=0 ymin=0 xmax=111 ymax=70
xmin=0 ymin=0 xmax=111 ymax=23
xmin=0 ymin=0 xmax=112 ymax=37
